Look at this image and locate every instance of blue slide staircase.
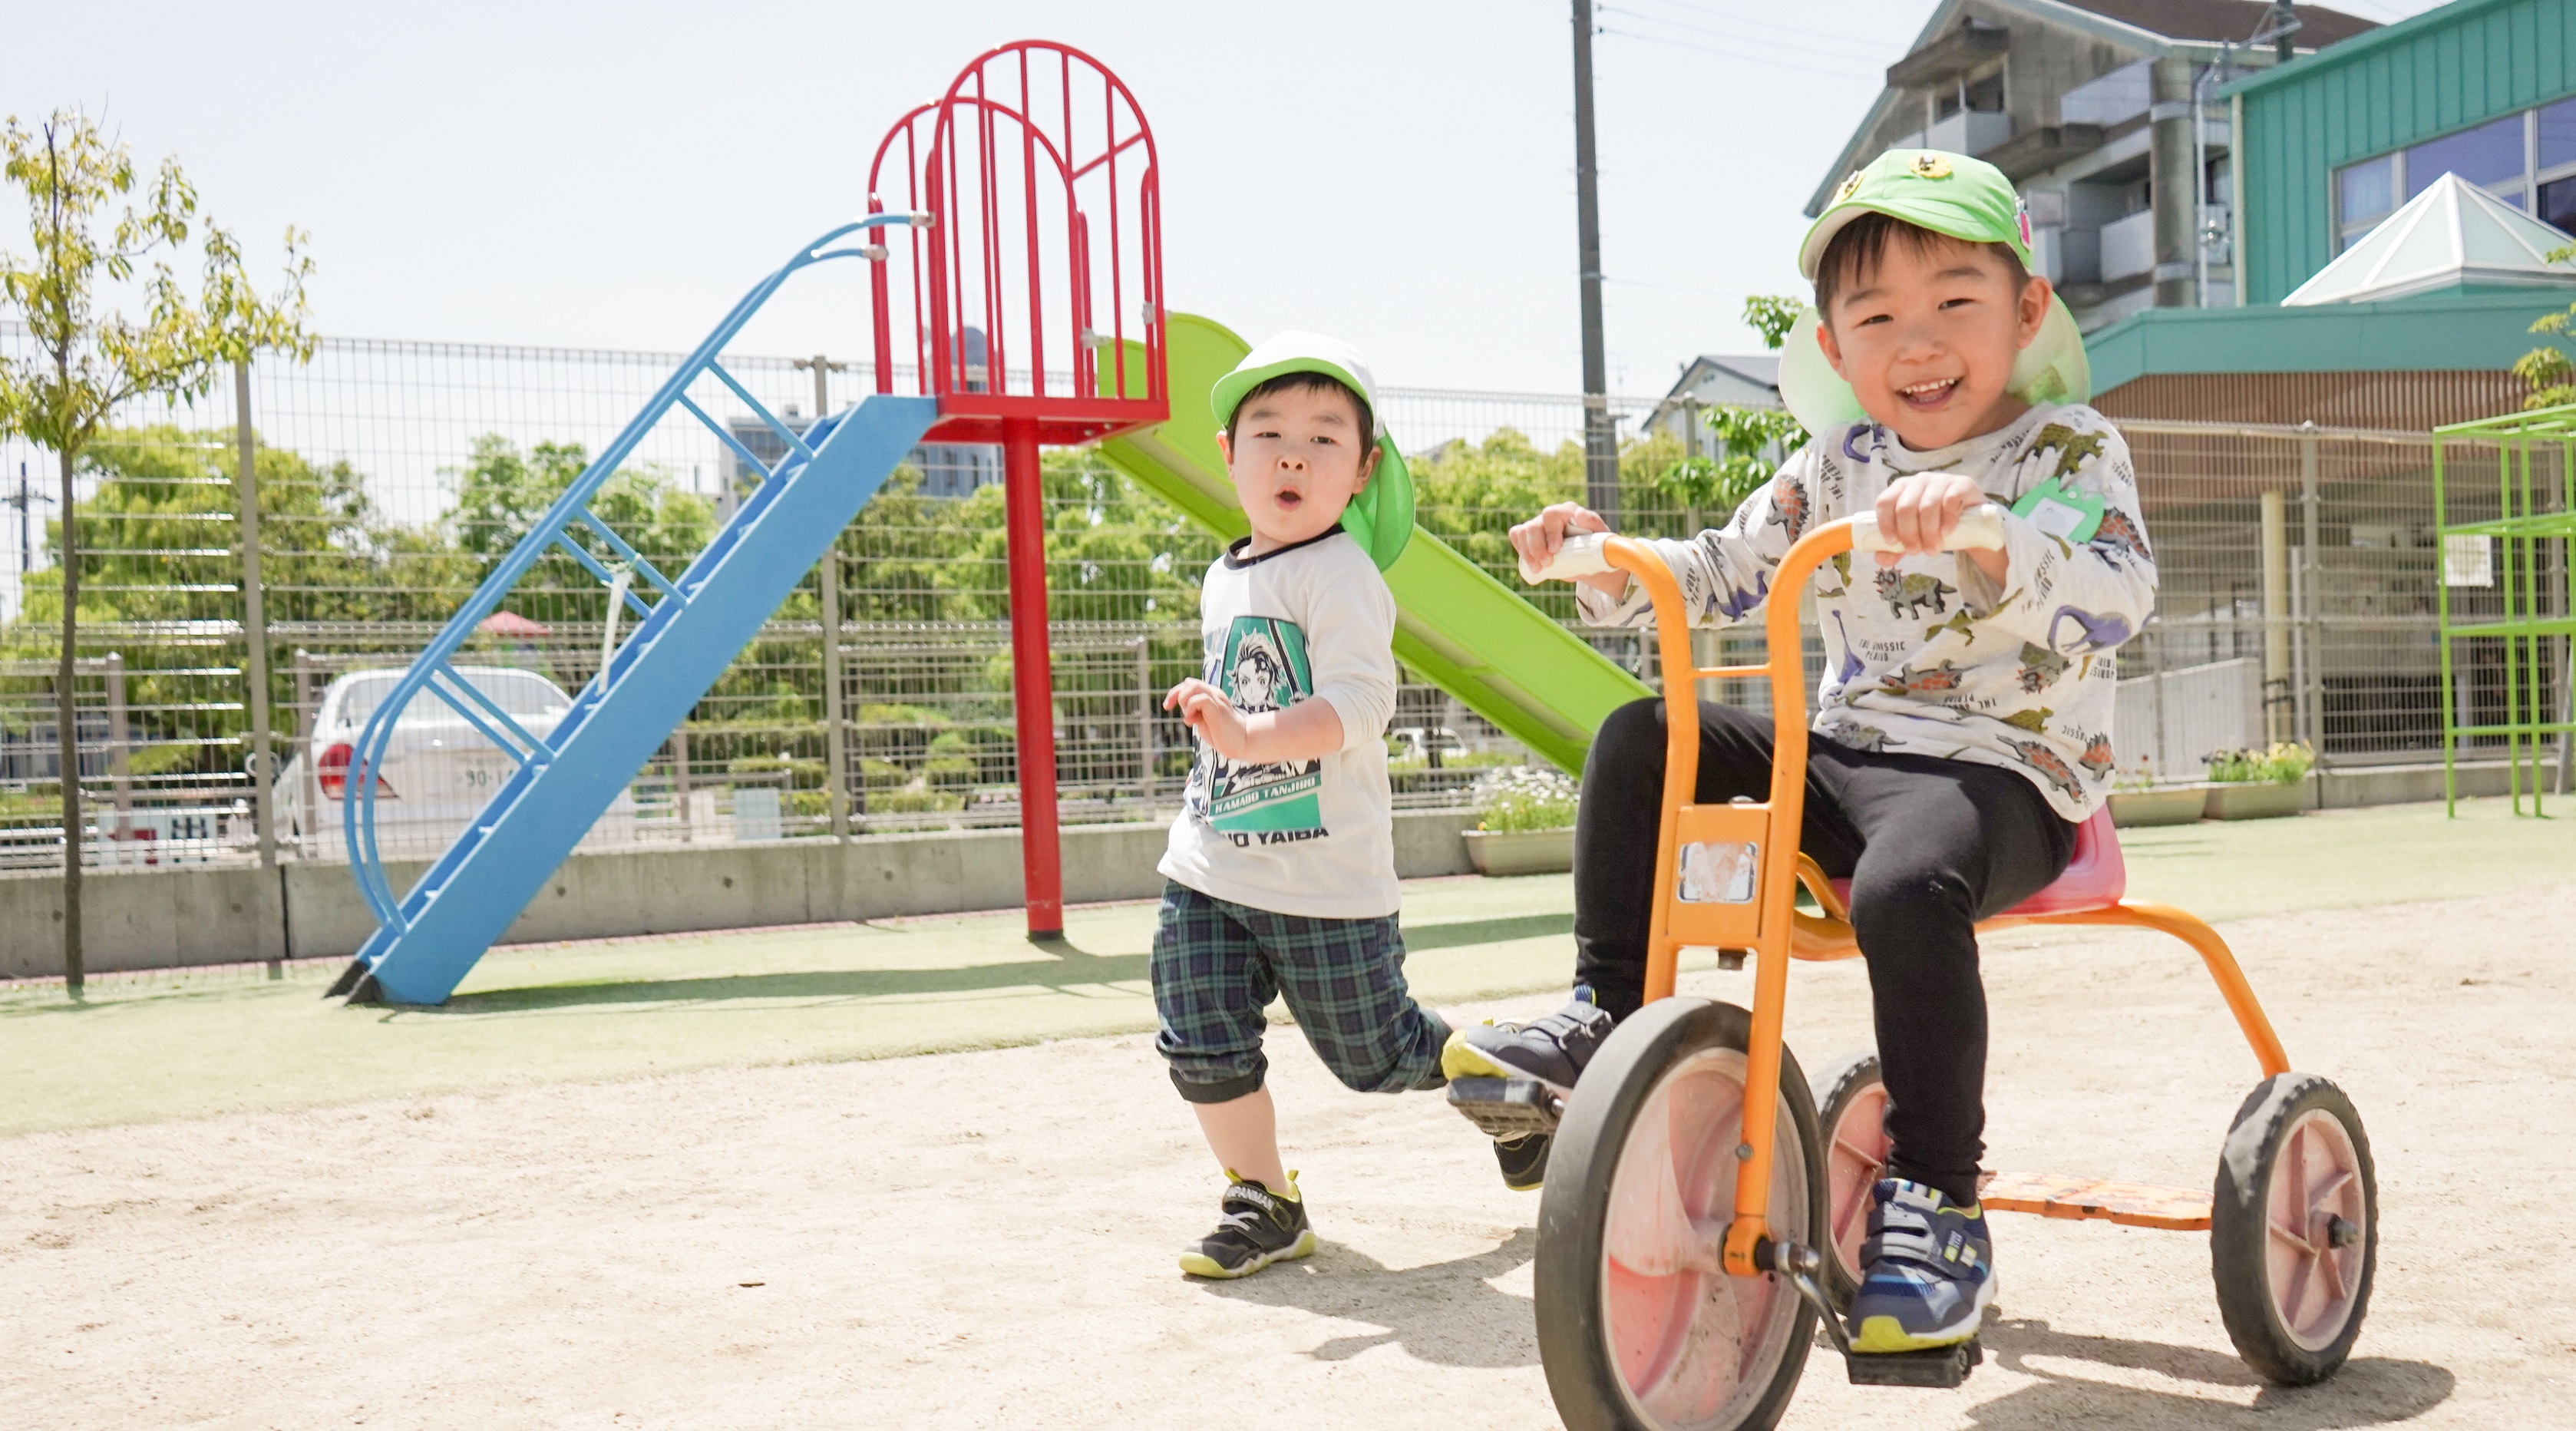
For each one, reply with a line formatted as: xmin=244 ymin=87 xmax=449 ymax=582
xmin=328 ymin=218 xmax=933 ymax=1006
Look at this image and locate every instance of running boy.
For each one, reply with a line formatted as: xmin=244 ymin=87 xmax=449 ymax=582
xmin=1451 ymin=150 xmax=2158 ymax=1353
xmin=1154 ymin=332 xmax=1448 ymax=1279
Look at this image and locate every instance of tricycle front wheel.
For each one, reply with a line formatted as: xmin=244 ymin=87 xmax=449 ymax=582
xmin=1534 ymin=998 xmax=1825 ymax=1431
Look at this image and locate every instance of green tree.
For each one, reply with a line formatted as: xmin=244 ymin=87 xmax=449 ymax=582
xmin=442 ymin=434 xmax=712 ymax=629
xmin=1740 ymin=292 xmax=1803 ymax=350
xmin=1656 ymin=293 xmax=1811 ymax=520
xmin=2 ymin=425 xmax=462 ymax=763
xmin=0 ymin=109 xmax=312 ymax=992
xmin=2514 ymin=242 xmax=2576 ymax=410
xmin=1408 ymin=425 xmax=1691 ymax=623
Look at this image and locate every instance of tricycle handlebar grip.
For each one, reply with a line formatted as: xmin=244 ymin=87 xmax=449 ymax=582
xmin=1848 ymin=501 xmax=2008 ymax=555
xmin=1519 ymin=530 xmax=1616 ymax=585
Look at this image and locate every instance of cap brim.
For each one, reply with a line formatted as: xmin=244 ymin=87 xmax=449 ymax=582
xmin=1775 ymin=296 xmax=2091 ymax=438
xmin=1798 ymin=204 xmax=1869 ymax=280
xmin=1339 ymin=435 xmax=1413 ymax=571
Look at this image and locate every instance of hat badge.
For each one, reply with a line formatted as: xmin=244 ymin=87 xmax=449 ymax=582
xmin=1835 ymin=170 xmax=1864 ymax=203
xmin=1910 ymin=153 xmax=1953 ymax=180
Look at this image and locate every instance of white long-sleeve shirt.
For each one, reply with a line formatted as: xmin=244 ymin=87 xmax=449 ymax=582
xmin=1579 ymin=403 xmax=2158 ymax=820
xmin=1159 ymin=529 xmax=1402 ymax=919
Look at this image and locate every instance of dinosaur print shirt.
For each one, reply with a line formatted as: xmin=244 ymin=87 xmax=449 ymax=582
xmin=1577 ymin=403 xmax=2158 ymax=821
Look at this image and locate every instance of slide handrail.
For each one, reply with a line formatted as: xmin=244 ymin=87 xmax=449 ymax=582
xmin=342 ymin=215 xmax=926 ymax=934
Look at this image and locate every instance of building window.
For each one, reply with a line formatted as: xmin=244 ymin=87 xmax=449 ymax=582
xmin=2542 ymin=97 xmax=2576 ymax=236
xmin=2333 ymin=94 xmax=2576 ymax=250
xmin=2406 ymin=114 xmax=2527 ymax=197
xmin=2540 ymin=96 xmax=2576 ymax=170
xmin=2337 ymin=154 xmax=2396 ymax=245
xmin=2543 ymin=176 xmax=2576 ymax=236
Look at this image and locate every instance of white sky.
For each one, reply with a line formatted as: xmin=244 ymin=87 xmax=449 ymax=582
xmin=6 ymin=0 xmax=2446 ymax=396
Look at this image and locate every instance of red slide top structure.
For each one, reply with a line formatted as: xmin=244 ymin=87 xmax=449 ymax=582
xmin=867 ymin=40 xmax=1167 ymax=440
xmin=864 ymin=42 xmax=1171 ymax=939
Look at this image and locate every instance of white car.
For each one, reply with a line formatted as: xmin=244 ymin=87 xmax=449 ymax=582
xmin=277 ymin=666 xmax=639 ymax=861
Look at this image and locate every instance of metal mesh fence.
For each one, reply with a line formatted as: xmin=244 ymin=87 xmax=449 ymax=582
xmin=0 ymin=326 xmax=1675 ymax=868
xmin=0 ymin=322 xmax=2542 ymax=872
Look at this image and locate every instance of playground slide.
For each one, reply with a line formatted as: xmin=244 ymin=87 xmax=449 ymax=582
xmin=1098 ymin=314 xmax=1651 ymax=774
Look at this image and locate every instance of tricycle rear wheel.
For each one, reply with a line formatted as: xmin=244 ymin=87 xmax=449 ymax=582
xmin=1807 ymin=1050 xmax=1890 ymax=1311
xmin=2210 ymin=1072 xmax=2376 ymax=1384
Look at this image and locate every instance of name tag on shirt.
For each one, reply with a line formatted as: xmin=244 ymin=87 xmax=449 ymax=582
xmin=2012 ymin=478 xmax=2103 ymax=544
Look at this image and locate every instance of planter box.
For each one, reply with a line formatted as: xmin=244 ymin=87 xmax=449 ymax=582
xmin=2109 ymin=787 xmax=2209 ymax=827
xmin=2202 ymin=780 xmax=2310 ymax=821
xmin=1464 ymin=828 xmax=1575 ymax=877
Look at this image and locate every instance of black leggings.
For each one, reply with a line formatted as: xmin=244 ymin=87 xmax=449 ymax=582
xmin=1573 ymin=699 xmax=2076 ymax=1206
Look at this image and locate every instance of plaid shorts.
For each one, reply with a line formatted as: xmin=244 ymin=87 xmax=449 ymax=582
xmin=1150 ymin=881 xmax=1451 ymax=1105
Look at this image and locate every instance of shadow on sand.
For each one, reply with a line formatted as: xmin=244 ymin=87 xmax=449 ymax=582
xmin=1955 ymin=1314 xmax=2454 ymax=1429
xmin=401 ymin=911 xmax=1574 ymax=1016
xmin=1196 ymin=1228 xmax=1541 ymax=1369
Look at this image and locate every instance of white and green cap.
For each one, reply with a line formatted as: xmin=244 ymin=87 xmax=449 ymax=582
xmin=1777 ymin=148 xmax=2090 ymax=435
xmin=1210 ymin=330 xmax=1413 ymax=570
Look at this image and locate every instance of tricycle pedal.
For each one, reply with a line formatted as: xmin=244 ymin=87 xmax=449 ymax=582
xmin=1446 ymin=1076 xmax=1561 ymax=1138
xmin=1844 ymin=1338 xmax=1981 ymax=1389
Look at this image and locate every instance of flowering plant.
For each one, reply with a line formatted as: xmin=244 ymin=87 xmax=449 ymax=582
xmin=2205 ymin=742 xmax=2314 ymax=785
xmin=1474 ymin=765 xmax=1579 ymax=833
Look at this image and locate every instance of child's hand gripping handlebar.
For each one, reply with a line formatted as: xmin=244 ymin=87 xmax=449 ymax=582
xmin=1515 ymin=504 xmax=2007 ymax=586
xmin=1518 ymin=531 xmax=1617 ymax=585
xmin=1848 ymin=501 xmax=2008 ymax=556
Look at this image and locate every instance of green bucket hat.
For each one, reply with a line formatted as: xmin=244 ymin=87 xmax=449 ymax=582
xmin=1210 ymin=330 xmax=1412 ymax=570
xmin=1778 ymin=148 xmax=2089 ymax=436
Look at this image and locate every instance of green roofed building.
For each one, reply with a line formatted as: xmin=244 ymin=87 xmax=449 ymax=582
xmin=2088 ymin=0 xmax=2576 ymax=426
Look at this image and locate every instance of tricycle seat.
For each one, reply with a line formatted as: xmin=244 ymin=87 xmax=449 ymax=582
xmin=1828 ymin=807 xmax=2126 ymax=918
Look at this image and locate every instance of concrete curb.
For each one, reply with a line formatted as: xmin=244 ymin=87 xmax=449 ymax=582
xmin=1 ymin=811 xmax=1479 ymax=979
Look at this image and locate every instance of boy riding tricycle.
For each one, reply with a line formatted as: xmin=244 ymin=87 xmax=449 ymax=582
xmin=1442 ymin=150 xmax=2376 ymax=1430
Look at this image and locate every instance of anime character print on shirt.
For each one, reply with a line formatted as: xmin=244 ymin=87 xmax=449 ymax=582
xmin=1187 ymin=616 xmax=1328 ymax=835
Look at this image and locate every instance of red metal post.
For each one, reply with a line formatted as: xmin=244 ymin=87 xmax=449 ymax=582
xmin=1000 ymin=416 xmax=1064 ymax=939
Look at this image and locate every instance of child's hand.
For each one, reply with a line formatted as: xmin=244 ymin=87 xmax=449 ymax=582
xmin=1164 ymin=678 xmax=1253 ymax=760
xmin=1510 ymin=503 xmax=1629 ymax=601
xmin=1874 ymin=471 xmax=2008 ymax=583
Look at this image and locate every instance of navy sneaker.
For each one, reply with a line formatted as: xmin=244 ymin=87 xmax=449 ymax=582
xmin=1442 ymin=986 xmax=1616 ymax=1092
xmin=1177 ymin=1172 xmax=1315 ymax=1280
xmin=1493 ymin=1133 xmax=1550 ymax=1192
xmin=1846 ymin=1179 xmax=1996 ymax=1353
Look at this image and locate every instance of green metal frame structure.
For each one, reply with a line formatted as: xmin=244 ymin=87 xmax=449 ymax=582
xmin=2436 ymin=402 xmax=2576 ymax=815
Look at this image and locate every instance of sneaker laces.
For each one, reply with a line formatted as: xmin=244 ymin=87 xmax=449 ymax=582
xmin=1861 ymin=1182 xmax=1986 ymax=1284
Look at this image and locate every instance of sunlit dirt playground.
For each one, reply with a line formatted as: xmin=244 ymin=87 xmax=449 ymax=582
xmin=4 ymin=801 xmax=2572 ymax=1429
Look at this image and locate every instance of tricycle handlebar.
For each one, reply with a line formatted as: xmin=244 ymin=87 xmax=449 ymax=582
xmin=1517 ymin=504 xmax=2008 ymax=586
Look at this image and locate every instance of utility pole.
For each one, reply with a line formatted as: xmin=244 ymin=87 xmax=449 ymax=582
xmin=8 ymin=461 xmax=49 ymax=583
xmin=2257 ymin=0 xmax=2303 ymax=63
xmin=1573 ymin=0 xmax=1619 ymax=524
xmin=794 ymin=353 xmax=853 ymax=841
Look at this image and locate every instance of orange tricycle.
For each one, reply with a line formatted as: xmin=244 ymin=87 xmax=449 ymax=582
xmin=1456 ymin=505 xmax=2376 ymax=1431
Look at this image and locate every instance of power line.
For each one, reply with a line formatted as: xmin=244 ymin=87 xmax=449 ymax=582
xmin=1603 ymin=275 xmax=1743 ymax=299
xmin=1614 ymin=0 xmax=1914 ymax=55
xmin=1602 ymin=2 xmax=1899 ymax=61
xmin=1597 ymin=26 xmax=1881 ymax=82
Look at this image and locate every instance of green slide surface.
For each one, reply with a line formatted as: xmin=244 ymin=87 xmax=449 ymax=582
xmin=1098 ymin=313 xmax=1650 ymax=772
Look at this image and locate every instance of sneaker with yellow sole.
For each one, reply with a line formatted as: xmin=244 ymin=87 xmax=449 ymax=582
xmin=1847 ymin=1178 xmax=1996 ymax=1353
xmin=1177 ymin=1173 xmax=1315 ymax=1280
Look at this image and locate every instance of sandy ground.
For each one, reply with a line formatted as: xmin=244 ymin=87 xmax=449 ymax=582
xmin=5 ymin=886 xmax=2571 ymax=1430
